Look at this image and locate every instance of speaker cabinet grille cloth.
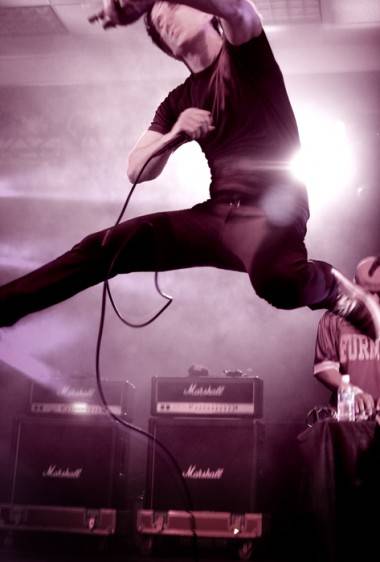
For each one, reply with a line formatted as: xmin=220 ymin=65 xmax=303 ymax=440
xmin=145 ymin=418 xmax=263 ymax=513
xmin=10 ymin=417 xmax=128 ymax=508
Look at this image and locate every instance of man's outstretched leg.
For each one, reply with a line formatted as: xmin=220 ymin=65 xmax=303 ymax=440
xmin=0 ymin=202 xmax=236 ymax=327
xmin=246 ymin=221 xmax=380 ymax=341
xmin=0 ymin=216 xmax=164 ymax=327
xmin=327 ymin=267 xmax=380 ymax=341
xmin=298 ymin=258 xmax=380 ymax=342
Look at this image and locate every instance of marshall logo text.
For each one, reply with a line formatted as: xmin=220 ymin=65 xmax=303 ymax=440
xmin=183 ymin=384 xmax=225 ymax=397
xmin=42 ymin=465 xmax=83 ymax=479
xmin=182 ymin=464 xmax=224 ymax=480
xmin=59 ymin=385 xmax=95 ymax=399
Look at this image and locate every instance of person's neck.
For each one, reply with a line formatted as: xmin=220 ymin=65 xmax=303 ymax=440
xmin=183 ymin=31 xmax=223 ymax=73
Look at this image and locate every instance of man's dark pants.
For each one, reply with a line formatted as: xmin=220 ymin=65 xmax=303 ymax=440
xmin=0 ymin=196 xmax=334 ymax=327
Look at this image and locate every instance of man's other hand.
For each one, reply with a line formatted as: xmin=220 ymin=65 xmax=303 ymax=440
xmin=88 ymin=0 xmax=153 ymax=29
xmin=355 ymin=391 xmax=375 ymax=420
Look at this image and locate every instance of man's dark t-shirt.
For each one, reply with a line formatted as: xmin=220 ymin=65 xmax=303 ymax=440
xmin=149 ymin=31 xmax=302 ymax=202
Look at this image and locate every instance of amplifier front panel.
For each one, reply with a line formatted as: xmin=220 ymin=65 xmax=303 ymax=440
xmin=10 ymin=417 xmax=128 ymax=509
xmin=151 ymin=377 xmax=263 ymax=418
xmin=145 ymin=418 xmax=264 ymax=513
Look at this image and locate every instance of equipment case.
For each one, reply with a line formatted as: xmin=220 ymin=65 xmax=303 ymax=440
xmin=136 ymin=509 xmax=263 ymax=560
xmin=137 ymin=509 xmax=262 ymax=539
xmin=0 ymin=504 xmax=116 ymax=535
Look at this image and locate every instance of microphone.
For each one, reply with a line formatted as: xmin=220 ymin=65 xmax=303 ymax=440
xmin=165 ymin=132 xmax=192 ymax=150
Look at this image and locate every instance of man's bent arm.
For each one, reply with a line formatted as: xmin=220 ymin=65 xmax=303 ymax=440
xmin=163 ymin=0 xmax=263 ymax=44
xmin=93 ymin=1 xmax=262 ymax=43
xmin=314 ymin=367 xmax=343 ymax=392
xmin=127 ymin=129 xmax=180 ymax=184
xmin=314 ymin=367 xmax=374 ymax=416
xmin=128 ymin=107 xmax=214 ymax=183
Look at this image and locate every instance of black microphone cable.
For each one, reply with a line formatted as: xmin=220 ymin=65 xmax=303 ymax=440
xmin=100 ymin=133 xmax=187 ymax=328
xmin=95 ymin=277 xmax=198 ymax=552
xmin=94 ymin=132 xmax=199 ymax=560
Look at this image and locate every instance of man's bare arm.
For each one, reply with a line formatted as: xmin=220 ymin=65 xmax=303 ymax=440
xmin=91 ymin=0 xmax=262 ymax=44
xmin=314 ymin=367 xmax=342 ymax=392
xmin=315 ymin=368 xmax=375 ymax=417
xmin=164 ymin=0 xmax=263 ymax=44
xmin=127 ymin=107 xmax=214 ymax=183
xmin=127 ymin=130 xmax=177 ymax=184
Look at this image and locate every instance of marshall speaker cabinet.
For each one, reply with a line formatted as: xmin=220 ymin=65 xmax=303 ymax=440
xmin=8 ymin=416 xmax=129 ymax=510
xmin=144 ymin=417 xmax=264 ymax=513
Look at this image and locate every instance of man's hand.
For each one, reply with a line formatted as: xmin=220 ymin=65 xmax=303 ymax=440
xmin=171 ymin=108 xmax=215 ymax=141
xmin=355 ymin=391 xmax=375 ymax=420
xmin=88 ymin=0 xmax=153 ymax=29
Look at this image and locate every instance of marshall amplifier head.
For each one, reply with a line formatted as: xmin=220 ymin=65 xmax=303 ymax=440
xmin=151 ymin=376 xmax=263 ymax=418
xmin=29 ymin=378 xmax=134 ymax=419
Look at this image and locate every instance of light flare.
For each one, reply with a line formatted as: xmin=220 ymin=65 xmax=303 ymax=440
xmin=290 ymin=106 xmax=356 ymax=210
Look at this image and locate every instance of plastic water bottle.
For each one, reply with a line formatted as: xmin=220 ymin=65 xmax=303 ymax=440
xmin=337 ymin=374 xmax=355 ymax=422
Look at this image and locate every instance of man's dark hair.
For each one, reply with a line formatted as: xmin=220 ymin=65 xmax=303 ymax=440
xmin=144 ymin=7 xmax=222 ymax=60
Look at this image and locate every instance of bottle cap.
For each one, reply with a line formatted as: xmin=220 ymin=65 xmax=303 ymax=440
xmin=341 ymin=374 xmax=350 ymax=384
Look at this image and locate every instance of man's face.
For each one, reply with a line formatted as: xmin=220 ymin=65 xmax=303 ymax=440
xmin=150 ymin=2 xmax=214 ymax=58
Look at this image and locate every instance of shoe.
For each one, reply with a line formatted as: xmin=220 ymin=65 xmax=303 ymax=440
xmin=331 ymin=268 xmax=380 ymax=341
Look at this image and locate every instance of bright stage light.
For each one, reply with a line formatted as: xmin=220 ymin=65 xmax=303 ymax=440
xmin=290 ymin=106 xmax=356 ymax=210
xmin=172 ymin=142 xmax=211 ymax=202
